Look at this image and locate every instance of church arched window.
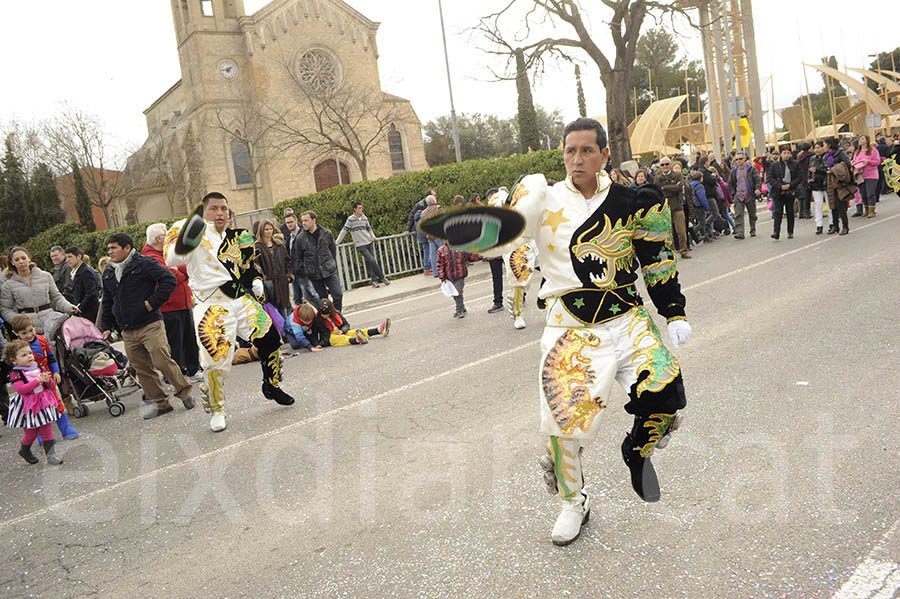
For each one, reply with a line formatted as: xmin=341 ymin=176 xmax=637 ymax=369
xmin=230 ymin=131 xmax=252 ymax=186
xmin=314 ymin=159 xmax=350 ymax=192
xmin=388 ymin=124 xmax=405 ymax=172
xmin=200 ymin=0 xmax=213 ymax=16
xmin=296 ymin=49 xmax=340 ymax=91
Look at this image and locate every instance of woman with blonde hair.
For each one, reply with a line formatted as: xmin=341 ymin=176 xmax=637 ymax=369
xmin=611 ymin=168 xmax=633 ymax=186
xmin=254 ymin=218 xmax=293 ymax=318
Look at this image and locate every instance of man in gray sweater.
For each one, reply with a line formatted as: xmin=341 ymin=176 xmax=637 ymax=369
xmin=335 ymin=202 xmax=390 ymax=288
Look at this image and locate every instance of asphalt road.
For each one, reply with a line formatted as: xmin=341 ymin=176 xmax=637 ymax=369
xmin=1 ymin=197 xmax=899 ymax=598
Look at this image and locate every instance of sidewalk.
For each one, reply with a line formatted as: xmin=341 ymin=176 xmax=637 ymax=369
xmin=342 ymin=261 xmax=493 ymax=313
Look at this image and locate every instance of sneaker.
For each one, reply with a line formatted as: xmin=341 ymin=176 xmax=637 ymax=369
xmin=424 ymin=270 xmax=433 ymax=275
xmin=514 ymin=317 xmax=526 ymax=329
xmin=182 ymin=396 xmax=195 ymax=410
xmin=210 ymin=411 xmax=226 ymax=432
xmin=487 ymin=303 xmax=503 ymax=313
xmin=457 ymin=310 xmax=466 ymax=319
xmin=380 ymin=279 xmax=391 ymax=286
xmin=355 ymin=330 xmax=369 ymax=344
xmin=143 ymin=404 xmax=174 ymax=420
xmin=378 ymin=318 xmax=391 ymax=337
xmin=371 ymin=282 xmax=380 ymax=288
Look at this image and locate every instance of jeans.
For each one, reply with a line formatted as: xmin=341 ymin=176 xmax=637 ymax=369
xmin=721 ymin=205 xmax=735 ymax=231
xmin=862 ymin=179 xmax=879 ymax=207
xmin=357 ymin=243 xmax=385 ymax=283
xmin=312 ymin=273 xmax=344 ymax=312
xmin=488 ymin=257 xmax=504 ymax=305
xmin=420 ymin=241 xmax=431 ymax=272
xmin=293 ymin=276 xmax=319 ymax=305
xmin=426 ymin=239 xmax=442 ymax=278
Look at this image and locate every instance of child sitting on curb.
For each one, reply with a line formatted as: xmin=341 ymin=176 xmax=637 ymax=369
xmin=307 ymin=299 xmax=390 ymax=347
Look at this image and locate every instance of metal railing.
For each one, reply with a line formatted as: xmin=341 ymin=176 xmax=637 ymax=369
xmin=336 ymin=232 xmax=424 ymax=289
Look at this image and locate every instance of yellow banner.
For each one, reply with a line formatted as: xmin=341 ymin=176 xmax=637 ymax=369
xmin=731 ymin=117 xmax=752 ymax=149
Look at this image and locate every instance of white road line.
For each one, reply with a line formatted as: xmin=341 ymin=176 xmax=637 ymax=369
xmin=3 ymin=212 xmax=895 ymax=529
xmin=0 ymin=339 xmax=540 ymax=530
xmin=834 ymin=518 xmax=900 ymax=598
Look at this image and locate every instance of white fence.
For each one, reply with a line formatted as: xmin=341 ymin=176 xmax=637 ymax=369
xmin=336 ymin=232 xmax=424 ymax=289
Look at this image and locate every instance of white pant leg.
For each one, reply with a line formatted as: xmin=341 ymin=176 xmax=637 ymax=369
xmin=194 ymin=293 xmax=240 ymax=413
xmin=812 ymin=190 xmax=826 ymax=227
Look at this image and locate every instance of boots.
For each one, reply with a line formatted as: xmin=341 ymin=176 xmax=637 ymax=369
xmin=56 ymin=412 xmax=80 ymax=440
xmin=19 ymin=442 xmax=39 ymax=464
xmin=621 ymin=412 xmax=681 ymax=502
xmin=539 ymin=437 xmax=590 ymax=546
xmin=851 ymin=204 xmax=864 ymax=217
xmin=43 ymin=439 xmax=63 ymax=465
xmin=867 ymin=205 xmax=876 ymax=218
xmin=262 ymin=382 xmax=295 ymax=405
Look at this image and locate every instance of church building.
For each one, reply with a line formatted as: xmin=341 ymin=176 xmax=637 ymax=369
xmin=121 ymin=0 xmax=427 ymax=223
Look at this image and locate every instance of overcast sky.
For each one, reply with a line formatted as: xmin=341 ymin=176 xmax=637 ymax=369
xmin=0 ymin=0 xmax=894 ymax=157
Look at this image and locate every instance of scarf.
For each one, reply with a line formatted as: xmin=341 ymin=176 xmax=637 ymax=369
xmin=825 ymin=150 xmax=835 ymax=169
xmin=112 ymin=249 xmax=137 ymax=282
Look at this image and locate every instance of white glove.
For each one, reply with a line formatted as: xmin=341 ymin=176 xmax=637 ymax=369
xmin=667 ymin=320 xmax=692 ymax=348
xmin=252 ymin=279 xmax=264 ymax=298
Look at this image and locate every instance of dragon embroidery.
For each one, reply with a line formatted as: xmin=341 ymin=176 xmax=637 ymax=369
xmin=571 ymin=214 xmax=634 ymax=289
xmin=628 ymin=306 xmax=680 ymax=398
xmin=542 ymin=330 xmax=606 ymax=434
xmin=198 ymin=305 xmax=231 ymax=361
xmin=508 ymin=244 xmax=534 ymax=283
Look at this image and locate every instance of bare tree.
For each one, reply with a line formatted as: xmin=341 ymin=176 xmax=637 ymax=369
xmin=477 ymin=0 xmax=689 ymax=164
xmin=41 ymin=105 xmax=129 ymax=227
xmin=270 ymin=52 xmax=404 ymax=181
xmin=210 ymin=82 xmax=285 ymax=210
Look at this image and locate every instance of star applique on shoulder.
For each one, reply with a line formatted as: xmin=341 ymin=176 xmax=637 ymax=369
xmin=573 ymin=297 xmax=585 ymax=308
xmin=546 ymin=242 xmax=556 ymax=253
xmin=541 ymin=208 xmax=569 ymax=234
xmin=609 ymin=303 xmax=622 ymax=314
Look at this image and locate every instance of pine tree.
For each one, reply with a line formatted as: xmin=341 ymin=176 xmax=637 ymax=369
xmin=71 ymin=159 xmax=95 ymax=232
xmin=30 ymin=163 xmax=65 ymax=235
xmin=0 ymin=135 xmax=30 ymax=248
xmin=575 ymin=65 xmax=587 ymax=118
xmin=515 ymin=48 xmax=541 ymax=153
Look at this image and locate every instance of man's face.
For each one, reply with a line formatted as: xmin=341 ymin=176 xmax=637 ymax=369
xmin=353 ymin=204 xmax=363 ymax=216
xmin=50 ymin=250 xmax=64 ymax=265
xmin=733 ymin=153 xmax=745 ymax=167
xmin=107 ymin=242 xmax=131 ymax=263
xmin=203 ymin=197 xmax=229 ymax=232
xmin=659 ymin=159 xmax=671 ymax=174
xmin=65 ymin=253 xmax=80 ymax=269
xmin=781 ymin=149 xmax=793 ymax=162
xmin=285 ymin=215 xmax=298 ymax=231
xmin=301 ymin=214 xmax=315 ymax=231
xmin=564 ymin=129 xmax=609 ymax=189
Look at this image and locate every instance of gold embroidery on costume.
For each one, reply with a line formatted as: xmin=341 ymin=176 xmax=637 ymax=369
xmin=509 ymin=245 xmax=533 ymax=282
xmin=634 ymin=413 xmax=676 ymax=458
xmin=628 ymin=307 xmax=680 ymax=398
xmin=510 ymin=183 xmax=529 ymax=208
xmin=542 ymin=207 xmax=570 ymax=234
xmin=542 ymin=330 xmax=606 ymax=435
xmin=242 ymin=296 xmax=272 ymax=340
xmin=198 ymin=305 xmax=231 ymax=361
xmin=549 ymin=436 xmax=579 ymax=500
xmin=571 ymin=214 xmax=634 ymax=288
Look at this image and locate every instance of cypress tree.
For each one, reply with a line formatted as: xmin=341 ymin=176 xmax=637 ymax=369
xmin=71 ymin=159 xmax=96 ymax=232
xmin=0 ymin=136 xmax=30 ymax=248
xmin=575 ymin=65 xmax=587 ymax=117
xmin=30 ymin=163 xmax=65 ymax=234
xmin=515 ymin=48 xmax=541 ymax=154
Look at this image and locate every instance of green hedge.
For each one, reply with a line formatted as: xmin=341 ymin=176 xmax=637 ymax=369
xmin=275 ymin=150 xmax=566 ymax=235
xmin=21 ymin=219 xmax=180 ymax=271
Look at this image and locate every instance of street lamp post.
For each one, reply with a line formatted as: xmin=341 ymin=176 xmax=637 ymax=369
xmin=437 ymin=0 xmax=462 ymax=163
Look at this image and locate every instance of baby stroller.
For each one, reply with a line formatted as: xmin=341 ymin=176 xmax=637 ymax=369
xmin=54 ymin=316 xmax=142 ymax=418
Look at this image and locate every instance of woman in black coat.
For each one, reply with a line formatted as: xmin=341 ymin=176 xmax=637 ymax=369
xmin=254 ymin=218 xmax=293 ymax=317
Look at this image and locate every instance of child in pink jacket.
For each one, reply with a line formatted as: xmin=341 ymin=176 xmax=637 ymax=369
xmin=5 ymin=339 xmax=63 ymax=465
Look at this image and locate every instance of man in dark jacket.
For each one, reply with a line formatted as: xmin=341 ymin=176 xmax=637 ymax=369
xmin=655 ymin=158 xmax=691 ymax=259
xmin=101 ymin=232 xmax=194 ymax=419
xmin=766 ymin=145 xmax=802 ymax=240
xmin=142 ymin=223 xmax=201 ymax=382
xmin=796 ymin=143 xmax=813 ymax=218
xmin=406 ymin=190 xmax=435 ymax=274
xmin=64 ymin=246 xmax=100 ymax=324
xmin=297 ymin=211 xmax=343 ymax=311
xmin=696 ymin=155 xmax=722 ymax=224
xmin=284 ymin=212 xmax=319 ymax=306
xmin=727 ymin=152 xmax=762 ymax=239
xmin=50 ymin=246 xmax=73 ymax=302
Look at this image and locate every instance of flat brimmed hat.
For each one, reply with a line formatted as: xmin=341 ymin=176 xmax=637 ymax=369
xmin=418 ymin=205 xmax=525 ymax=253
xmin=173 ymin=202 xmax=207 ymax=255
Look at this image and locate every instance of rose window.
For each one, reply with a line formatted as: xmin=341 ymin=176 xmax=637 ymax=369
xmin=296 ymin=50 xmax=338 ymax=91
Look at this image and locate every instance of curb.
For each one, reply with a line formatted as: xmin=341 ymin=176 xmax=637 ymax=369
xmin=342 ymin=269 xmax=492 ymax=314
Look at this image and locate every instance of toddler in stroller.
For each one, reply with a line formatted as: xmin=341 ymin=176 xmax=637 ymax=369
xmin=54 ymin=316 xmax=141 ymax=418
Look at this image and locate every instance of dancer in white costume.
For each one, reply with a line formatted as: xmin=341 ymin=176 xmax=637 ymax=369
xmin=164 ymin=193 xmax=295 ymax=432
xmin=421 ymin=118 xmax=692 ymax=545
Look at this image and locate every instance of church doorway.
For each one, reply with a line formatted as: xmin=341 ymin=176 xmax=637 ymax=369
xmin=314 ymin=159 xmax=350 ymax=191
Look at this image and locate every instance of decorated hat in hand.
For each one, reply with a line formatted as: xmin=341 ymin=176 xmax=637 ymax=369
xmin=418 ymin=204 xmax=525 ymax=253
xmin=174 ymin=202 xmax=207 ymax=255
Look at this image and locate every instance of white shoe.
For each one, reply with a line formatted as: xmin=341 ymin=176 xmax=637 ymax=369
xmin=551 ymin=495 xmax=590 ymax=546
xmin=209 ymin=412 xmax=226 ymax=432
xmin=514 ymin=317 xmax=526 ymax=329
